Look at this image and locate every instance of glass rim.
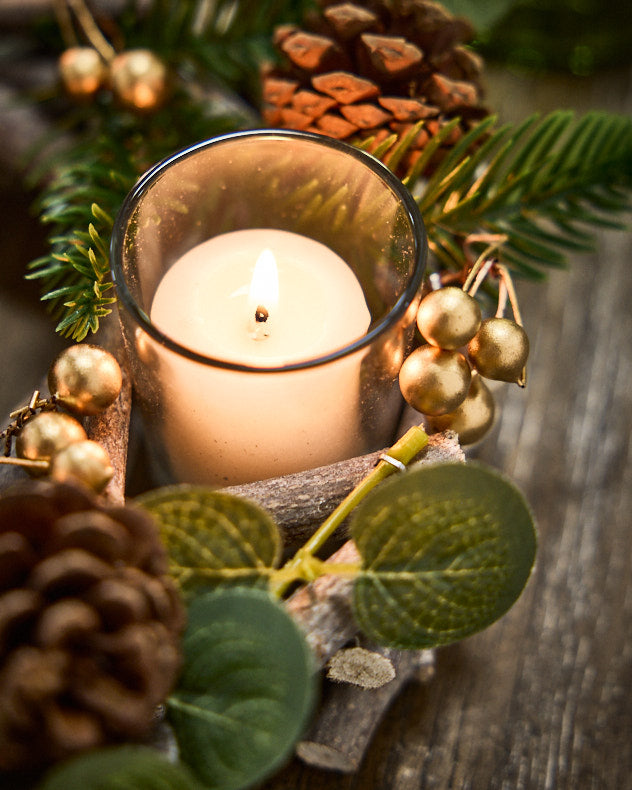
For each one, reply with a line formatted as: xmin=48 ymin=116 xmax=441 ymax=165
xmin=110 ymin=128 xmax=427 ymax=374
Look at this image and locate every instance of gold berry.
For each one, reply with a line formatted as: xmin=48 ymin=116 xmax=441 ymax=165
xmin=109 ymin=50 xmax=169 ymax=111
xmin=426 ymin=374 xmax=495 ymax=445
xmin=49 ymin=440 xmax=114 ymax=493
xmin=58 ymin=47 xmax=107 ymax=100
xmin=16 ymin=412 xmax=87 ymax=472
xmin=48 ymin=345 xmax=122 ymax=416
xmin=399 ymin=345 xmax=471 ymax=416
xmin=417 ymin=288 xmax=482 ymax=349
xmin=467 ymin=318 xmax=529 ymax=384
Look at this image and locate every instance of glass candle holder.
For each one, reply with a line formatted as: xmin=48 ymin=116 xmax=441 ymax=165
xmin=111 ymin=129 xmax=427 ymax=486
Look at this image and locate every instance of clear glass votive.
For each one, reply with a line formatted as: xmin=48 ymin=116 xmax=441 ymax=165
xmin=111 ymin=129 xmax=427 ymax=486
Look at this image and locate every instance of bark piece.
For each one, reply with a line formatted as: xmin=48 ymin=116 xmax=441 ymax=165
xmin=84 ymin=311 xmax=132 ymax=506
xmin=327 ymin=646 xmax=396 ymax=688
xmin=296 ymin=644 xmax=435 ymax=772
xmin=223 ymin=431 xmax=463 ymax=549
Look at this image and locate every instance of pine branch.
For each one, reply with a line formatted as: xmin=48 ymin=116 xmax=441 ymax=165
xmin=394 ymin=110 xmax=632 ymax=276
xmin=27 ymin=80 xmax=246 ymax=340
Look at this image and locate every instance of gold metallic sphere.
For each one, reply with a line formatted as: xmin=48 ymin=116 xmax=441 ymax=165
xmin=417 ymin=287 xmax=482 ymax=349
xmin=426 ymin=374 xmax=496 ymax=445
xmin=109 ymin=50 xmax=169 ymax=111
xmin=59 ymin=47 xmax=107 ymax=100
xmin=399 ymin=345 xmax=471 ymax=416
xmin=467 ymin=318 xmax=529 ymax=384
xmin=48 ymin=344 xmax=122 ymax=416
xmin=16 ymin=411 xmax=87 ymax=471
xmin=50 ymin=440 xmax=114 ymax=493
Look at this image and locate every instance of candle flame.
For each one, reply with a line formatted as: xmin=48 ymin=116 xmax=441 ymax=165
xmin=249 ymin=249 xmax=278 ymax=340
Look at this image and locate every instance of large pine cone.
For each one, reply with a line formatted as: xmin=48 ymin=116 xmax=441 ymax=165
xmin=0 ymin=481 xmax=184 ymax=774
xmin=262 ymin=0 xmax=488 ymax=175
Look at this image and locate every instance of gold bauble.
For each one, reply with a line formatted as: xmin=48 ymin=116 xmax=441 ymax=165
xmin=109 ymin=50 xmax=169 ymax=111
xmin=467 ymin=317 xmax=529 ymax=384
xmin=417 ymin=287 xmax=482 ymax=350
xmin=48 ymin=344 xmax=122 ymax=416
xmin=16 ymin=411 xmax=87 ymax=472
xmin=399 ymin=345 xmax=471 ymax=416
xmin=50 ymin=440 xmax=114 ymax=493
xmin=59 ymin=47 xmax=107 ymax=100
xmin=426 ymin=374 xmax=496 ymax=445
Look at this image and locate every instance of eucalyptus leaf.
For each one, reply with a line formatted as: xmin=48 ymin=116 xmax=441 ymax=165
xmin=168 ymin=588 xmax=316 ymax=790
xmin=136 ymin=487 xmax=281 ymax=595
xmin=352 ymin=463 xmax=536 ymax=649
xmin=37 ymin=745 xmax=201 ymax=789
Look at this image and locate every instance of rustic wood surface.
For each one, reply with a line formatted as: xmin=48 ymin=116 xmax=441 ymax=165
xmin=0 ymin=50 xmax=631 ymax=790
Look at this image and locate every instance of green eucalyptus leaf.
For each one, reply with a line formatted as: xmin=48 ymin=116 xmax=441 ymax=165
xmin=168 ymin=587 xmax=316 ymax=790
xmin=351 ymin=463 xmax=536 ymax=649
xmin=37 ymin=745 xmax=201 ymax=789
xmin=136 ymin=487 xmax=281 ymax=595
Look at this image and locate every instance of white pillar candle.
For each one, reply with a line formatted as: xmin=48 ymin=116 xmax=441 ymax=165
xmin=150 ymin=228 xmax=371 ymax=485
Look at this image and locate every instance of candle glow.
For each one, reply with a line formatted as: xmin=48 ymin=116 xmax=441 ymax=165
xmin=248 ymin=248 xmax=278 ymax=340
xmin=150 ymin=228 xmax=372 ymax=484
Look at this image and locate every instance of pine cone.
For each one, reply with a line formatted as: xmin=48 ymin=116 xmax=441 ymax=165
xmin=0 ymin=481 xmax=184 ymax=774
xmin=262 ymin=0 xmax=488 ymax=175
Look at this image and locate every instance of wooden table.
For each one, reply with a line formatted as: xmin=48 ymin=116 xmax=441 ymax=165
xmin=260 ymin=70 xmax=632 ymax=790
xmin=1 ymin=59 xmax=631 ymax=789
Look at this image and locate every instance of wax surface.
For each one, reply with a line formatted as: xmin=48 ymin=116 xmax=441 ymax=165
xmin=151 ymin=229 xmax=370 ymax=366
xmin=148 ymin=229 xmax=373 ymax=485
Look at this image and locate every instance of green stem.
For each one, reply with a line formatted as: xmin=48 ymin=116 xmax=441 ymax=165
xmin=270 ymin=425 xmax=428 ymax=597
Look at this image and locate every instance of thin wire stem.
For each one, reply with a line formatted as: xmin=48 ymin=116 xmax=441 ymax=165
xmin=66 ymin=0 xmax=116 ymax=62
xmin=54 ymin=0 xmax=79 ymax=48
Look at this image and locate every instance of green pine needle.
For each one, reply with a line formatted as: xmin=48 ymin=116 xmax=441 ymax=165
xmin=391 ymin=110 xmax=631 ymax=275
xmin=25 ymin=0 xmax=631 ymax=339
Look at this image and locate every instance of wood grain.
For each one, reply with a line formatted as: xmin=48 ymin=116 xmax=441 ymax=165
xmin=259 ymin=73 xmax=632 ymax=790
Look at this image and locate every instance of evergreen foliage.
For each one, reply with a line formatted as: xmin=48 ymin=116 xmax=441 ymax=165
xmin=22 ymin=1 xmax=632 ymax=340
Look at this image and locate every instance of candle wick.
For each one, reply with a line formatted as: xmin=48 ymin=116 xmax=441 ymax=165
xmin=250 ymin=304 xmax=271 ymax=340
xmin=255 ymin=305 xmax=269 ymax=323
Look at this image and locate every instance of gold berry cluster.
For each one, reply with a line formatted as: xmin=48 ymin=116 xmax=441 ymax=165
xmin=59 ymin=47 xmax=169 ymax=111
xmin=399 ymin=265 xmax=529 ymax=445
xmin=1 ymin=345 xmax=122 ymax=492
xmin=54 ymin=0 xmax=168 ymax=111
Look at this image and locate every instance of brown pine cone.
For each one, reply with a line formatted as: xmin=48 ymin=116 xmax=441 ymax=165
xmin=262 ymin=0 xmax=488 ymax=176
xmin=0 ymin=481 xmax=185 ymax=774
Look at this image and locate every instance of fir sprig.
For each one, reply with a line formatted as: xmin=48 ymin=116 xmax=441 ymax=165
xmin=25 ymin=0 xmax=312 ymax=341
xmin=392 ymin=110 xmax=632 ymax=276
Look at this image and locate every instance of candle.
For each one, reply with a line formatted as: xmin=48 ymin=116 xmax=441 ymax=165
xmin=149 ymin=229 xmax=371 ymax=485
xmin=112 ymin=129 xmax=427 ymax=488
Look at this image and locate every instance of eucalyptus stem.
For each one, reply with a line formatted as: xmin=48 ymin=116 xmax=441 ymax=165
xmin=270 ymin=425 xmax=428 ymax=597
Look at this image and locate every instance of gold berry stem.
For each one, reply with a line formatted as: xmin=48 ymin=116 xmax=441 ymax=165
xmin=66 ymin=0 xmax=116 ymax=62
xmin=495 ymin=276 xmax=509 ymax=318
xmin=496 ymin=264 xmax=524 ymax=327
xmin=497 ymin=264 xmax=527 ymax=387
xmin=0 ymin=457 xmax=49 ymax=471
xmin=462 ymin=233 xmax=507 ymax=295
xmin=269 ymin=425 xmax=429 ymax=598
xmin=54 ymin=0 xmax=79 ymax=48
